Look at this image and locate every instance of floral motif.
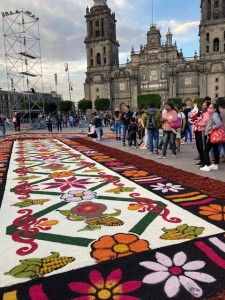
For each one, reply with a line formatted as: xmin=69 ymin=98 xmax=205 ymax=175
xmin=105 ymin=161 xmax=125 ymax=167
xmin=71 ymin=201 xmax=107 ymax=219
xmin=122 ymin=170 xmax=148 ymax=177
xmin=150 ymin=183 xmax=184 ymax=193
xmin=140 ymin=251 xmax=216 ymax=298
xmin=68 ymin=268 xmax=142 ymax=300
xmin=50 ymin=171 xmax=75 ymax=178
xmin=91 ymin=233 xmax=150 ymax=263
xmin=43 ymin=177 xmax=95 ymax=192
xmin=61 ymin=190 xmax=97 ymax=202
xmin=199 ymin=204 xmax=225 ymax=221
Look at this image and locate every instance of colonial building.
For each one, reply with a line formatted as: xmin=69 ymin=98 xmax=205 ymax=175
xmin=84 ymin=0 xmax=225 ymax=110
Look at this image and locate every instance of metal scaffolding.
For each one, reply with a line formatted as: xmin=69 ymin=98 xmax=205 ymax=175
xmin=2 ymin=10 xmax=43 ymax=122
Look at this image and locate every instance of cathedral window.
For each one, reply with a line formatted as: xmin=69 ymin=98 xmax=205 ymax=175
xmin=214 ymin=0 xmax=219 ymax=8
xmin=96 ymin=20 xmax=100 ymax=28
xmin=208 ymin=0 xmax=212 ymax=20
xmin=103 ymin=46 xmax=106 ymax=54
xmin=96 ymin=30 xmax=100 ymax=37
xmin=206 ymin=33 xmax=210 ymax=42
xmin=90 ymin=48 xmax=93 ymax=57
xmin=91 ymin=59 xmax=94 ymax=67
xmin=206 ymin=45 xmax=209 ymax=53
xmin=224 ymin=31 xmax=225 ymax=40
xmin=104 ymin=58 xmax=107 ymax=64
xmin=224 ymin=44 xmax=225 ymax=51
xmin=96 ymin=53 xmax=101 ymax=66
xmin=213 ymin=38 xmax=219 ymax=51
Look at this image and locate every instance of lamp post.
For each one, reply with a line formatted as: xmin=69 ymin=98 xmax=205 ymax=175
xmin=65 ymin=63 xmax=72 ymax=104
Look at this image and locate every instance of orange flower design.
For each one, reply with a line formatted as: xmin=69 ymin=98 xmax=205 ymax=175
xmin=50 ymin=171 xmax=75 ymax=178
xmin=91 ymin=233 xmax=150 ymax=263
xmin=199 ymin=204 xmax=225 ymax=221
xmin=122 ymin=170 xmax=149 ymax=177
xmin=92 ymin=155 xmax=110 ymax=161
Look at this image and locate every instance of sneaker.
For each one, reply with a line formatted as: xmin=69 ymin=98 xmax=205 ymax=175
xmin=181 ymin=141 xmax=187 ymax=145
xmin=172 ymin=155 xmax=177 ymax=158
xmin=158 ymin=155 xmax=166 ymax=159
xmin=149 ymin=151 xmax=154 ymax=155
xmin=200 ymin=165 xmax=211 ymax=172
xmin=196 ymin=161 xmax=203 ymax=166
xmin=209 ymin=164 xmax=219 ymax=171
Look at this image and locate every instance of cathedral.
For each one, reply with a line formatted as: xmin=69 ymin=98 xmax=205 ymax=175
xmin=84 ymin=0 xmax=225 ymax=111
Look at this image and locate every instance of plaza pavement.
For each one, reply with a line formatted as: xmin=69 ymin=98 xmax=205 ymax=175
xmin=2 ymin=125 xmax=225 ymax=183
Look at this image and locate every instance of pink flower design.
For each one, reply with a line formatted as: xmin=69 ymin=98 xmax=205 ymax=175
xmin=68 ymin=268 xmax=141 ymax=300
xmin=140 ymin=251 xmax=216 ymax=298
xmin=43 ymin=177 xmax=95 ymax=192
xmin=105 ymin=161 xmax=125 ymax=167
xmin=150 ymin=183 xmax=184 ymax=193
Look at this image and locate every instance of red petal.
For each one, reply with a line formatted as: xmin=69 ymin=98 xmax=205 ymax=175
xmin=72 ymin=297 xmax=95 ymax=300
xmin=105 ymin=269 xmax=122 ymax=289
xmin=113 ymin=281 xmax=142 ymax=294
xmin=113 ymin=296 xmax=140 ymax=300
xmin=68 ymin=282 xmax=96 ymax=294
xmin=89 ymin=270 xmax=105 ymax=289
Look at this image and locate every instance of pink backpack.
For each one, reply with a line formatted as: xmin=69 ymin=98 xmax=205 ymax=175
xmin=171 ymin=117 xmax=182 ymax=129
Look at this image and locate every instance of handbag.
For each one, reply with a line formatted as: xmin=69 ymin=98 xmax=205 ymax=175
xmin=210 ymin=124 xmax=225 ymax=144
xmin=171 ymin=117 xmax=182 ymax=129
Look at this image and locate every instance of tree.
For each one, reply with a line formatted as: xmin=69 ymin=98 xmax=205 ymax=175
xmin=168 ymin=98 xmax=183 ymax=107
xmin=94 ymin=98 xmax=110 ymax=111
xmin=137 ymin=94 xmax=161 ymax=109
xmin=58 ymin=100 xmax=71 ymax=113
xmin=194 ymin=98 xmax=204 ymax=109
xmin=44 ymin=101 xmax=57 ymax=113
xmin=78 ymin=99 xmax=92 ymax=113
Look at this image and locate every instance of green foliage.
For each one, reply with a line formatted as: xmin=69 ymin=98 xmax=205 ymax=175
xmin=78 ymin=99 xmax=92 ymax=112
xmin=168 ymin=98 xmax=183 ymax=107
xmin=58 ymin=100 xmax=71 ymax=112
xmin=137 ymin=94 xmax=161 ymax=109
xmin=44 ymin=102 xmax=57 ymax=113
xmin=194 ymin=98 xmax=204 ymax=109
xmin=94 ymin=98 xmax=111 ymax=111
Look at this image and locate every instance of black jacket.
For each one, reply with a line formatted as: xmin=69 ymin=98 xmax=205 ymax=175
xmin=121 ymin=111 xmax=133 ymax=126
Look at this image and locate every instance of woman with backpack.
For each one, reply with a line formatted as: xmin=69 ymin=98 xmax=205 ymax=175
xmin=158 ymin=101 xmax=178 ymax=159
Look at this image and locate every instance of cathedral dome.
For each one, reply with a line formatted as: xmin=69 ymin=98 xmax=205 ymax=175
xmin=93 ymin=0 xmax=107 ymax=6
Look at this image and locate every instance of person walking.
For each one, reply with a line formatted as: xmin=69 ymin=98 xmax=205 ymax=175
xmin=114 ymin=110 xmax=122 ymax=140
xmin=158 ymin=101 xmax=178 ymax=159
xmin=181 ymin=103 xmax=193 ymax=144
xmin=93 ymin=112 xmax=103 ymax=141
xmin=0 ymin=114 xmax=6 ymax=138
xmin=46 ymin=115 xmax=53 ymax=132
xmin=200 ymin=103 xmax=222 ymax=172
xmin=121 ymin=105 xmax=133 ymax=146
xmin=217 ymin=98 xmax=225 ymax=163
xmin=193 ymin=101 xmax=211 ymax=167
xmin=176 ymin=106 xmax=186 ymax=153
xmin=127 ymin=117 xmax=138 ymax=148
xmin=143 ymin=103 xmax=161 ymax=155
xmin=56 ymin=112 xmax=63 ymax=132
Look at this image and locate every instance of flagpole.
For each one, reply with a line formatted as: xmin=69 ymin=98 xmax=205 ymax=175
xmin=65 ymin=63 xmax=72 ymax=105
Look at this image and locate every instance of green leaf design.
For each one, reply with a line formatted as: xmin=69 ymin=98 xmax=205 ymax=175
xmin=67 ymin=214 xmax=85 ymax=221
xmin=20 ymin=258 xmax=42 ymax=266
xmin=121 ymin=187 xmax=135 ymax=193
xmin=107 ymin=209 xmax=121 ymax=217
xmin=13 ymin=271 xmax=37 ymax=278
xmin=176 ymin=224 xmax=188 ymax=232
xmin=195 ymin=227 xmax=205 ymax=236
xmin=57 ymin=210 xmax=70 ymax=217
xmin=5 ymin=264 xmax=28 ymax=276
xmin=44 ymin=252 xmax=60 ymax=259
xmin=78 ymin=225 xmax=101 ymax=232
xmin=12 ymin=201 xmax=32 ymax=208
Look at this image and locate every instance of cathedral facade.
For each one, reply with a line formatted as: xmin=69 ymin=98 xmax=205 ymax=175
xmin=84 ymin=0 xmax=225 ymax=110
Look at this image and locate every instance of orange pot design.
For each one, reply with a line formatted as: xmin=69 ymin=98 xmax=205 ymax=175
xmin=91 ymin=233 xmax=150 ymax=263
xmin=122 ymin=170 xmax=149 ymax=177
xmin=50 ymin=171 xmax=75 ymax=178
xmin=199 ymin=204 xmax=225 ymax=221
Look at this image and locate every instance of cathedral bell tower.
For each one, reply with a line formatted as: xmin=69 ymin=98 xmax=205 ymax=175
xmin=84 ymin=0 xmax=119 ymax=70
xmin=199 ymin=0 xmax=225 ymax=57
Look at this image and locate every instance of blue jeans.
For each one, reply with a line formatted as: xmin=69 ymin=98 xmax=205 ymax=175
xmin=185 ymin=122 xmax=193 ymax=142
xmin=115 ymin=120 xmax=121 ymax=135
xmin=148 ymin=129 xmax=159 ymax=152
xmin=122 ymin=125 xmax=129 ymax=143
xmin=1 ymin=124 xmax=6 ymax=136
xmin=219 ymin=143 xmax=225 ymax=157
xmin=162 ymin=131 xmax=176 ymax=156
xmin=96 ymin=127 xmax=102 ymax=141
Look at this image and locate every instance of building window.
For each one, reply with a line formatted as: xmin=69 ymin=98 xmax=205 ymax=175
xmin=208 ymin=0 xmax=211 ymax=20
xmin=206 ymin=33 xmax=209 ymax=42
xmin=213 ymin=38 xmax=219 ymax=51
xmin=215 ymin=78 xmax=219 ymax=82
xmin=104 ymin=58 xmax=107 ymax=64
xmin=90 ymin=59 xmax=94 ymax=67
xmin=96 ymin=88 xmax=99 ymax=92
xmin=214 ymin=0 xmax=219 ymax=8
xmin=96 ymin=53 xmax=101 ymax=66
xmin=103 ymin=46 xmax=106 ymax=54
xmin=215 ymin=86 xmax=219 ymax=90
xmin=206 ymin=45 xmax=209 ymax=53
xmin=215 ymin=94 xmax=218 ymax=98
xmin=90 ymin=48 xmax=93 ymax=57
xmin=224 ymin=44 xmax=225 ymax=51
xmin=224 ymin=31 xmax=225 ymax=40
xmin=95 ymin=30 xmax=100 ymax=37
xmin=96 ymin=20 xmax=100 ymax=28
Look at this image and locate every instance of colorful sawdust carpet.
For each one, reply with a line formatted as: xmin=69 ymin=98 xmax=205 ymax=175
xmin=0 ymin=137 xmax=225 ymax=300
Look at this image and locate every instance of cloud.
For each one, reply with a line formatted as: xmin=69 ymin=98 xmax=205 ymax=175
xmin=112 ymin=0 xmax=129 ymax=9
xmin=160 ymin=20 xmax=199 ymax=35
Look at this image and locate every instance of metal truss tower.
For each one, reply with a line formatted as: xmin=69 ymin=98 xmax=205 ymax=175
xmin=2 ymin=10 xmax=43 ymax=121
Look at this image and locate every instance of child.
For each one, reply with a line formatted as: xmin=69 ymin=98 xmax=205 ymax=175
xmin=127 ymin=117 xmax=138 ymax=148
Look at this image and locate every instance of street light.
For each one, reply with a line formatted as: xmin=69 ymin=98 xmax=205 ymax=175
xmin=65 ymin=63 xmax=72 ymax=104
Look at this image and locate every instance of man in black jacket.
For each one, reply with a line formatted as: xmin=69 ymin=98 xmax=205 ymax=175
xmin=121 ymin=105 xmax=133 ymax=146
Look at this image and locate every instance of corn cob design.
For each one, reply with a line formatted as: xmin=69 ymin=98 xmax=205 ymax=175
xmin=160 ymin=224 xmax=205 ymax=240
xmin=4 ymin=252 xmax=75 ymax=279
xmin=86 ymin=216 xmax=124 ymax=226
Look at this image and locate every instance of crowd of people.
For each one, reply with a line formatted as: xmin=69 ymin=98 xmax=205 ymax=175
xmin=87 ymin=97 xmax=225 ymax=172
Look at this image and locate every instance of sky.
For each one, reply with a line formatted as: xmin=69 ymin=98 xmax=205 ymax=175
xmin=0 ymin=0 xmax=201 ymax=103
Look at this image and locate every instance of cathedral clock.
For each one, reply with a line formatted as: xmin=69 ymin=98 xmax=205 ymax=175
xmin=150 ymin=37 xmax=156 ymax=45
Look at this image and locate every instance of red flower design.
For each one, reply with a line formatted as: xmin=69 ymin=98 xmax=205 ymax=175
xmin=68 ymin=268 xmax=141 ymax=300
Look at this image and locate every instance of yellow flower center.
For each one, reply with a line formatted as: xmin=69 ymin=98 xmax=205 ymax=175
xmin=113 ymin=243 xmax=130 ymax=254
xmin=84 ymin=206 xmax=93 ymax=211
xmin=74 ymin=193 xmax=84 ymax=197
xmin=98 ymin=289 xmax=111 ymax=300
